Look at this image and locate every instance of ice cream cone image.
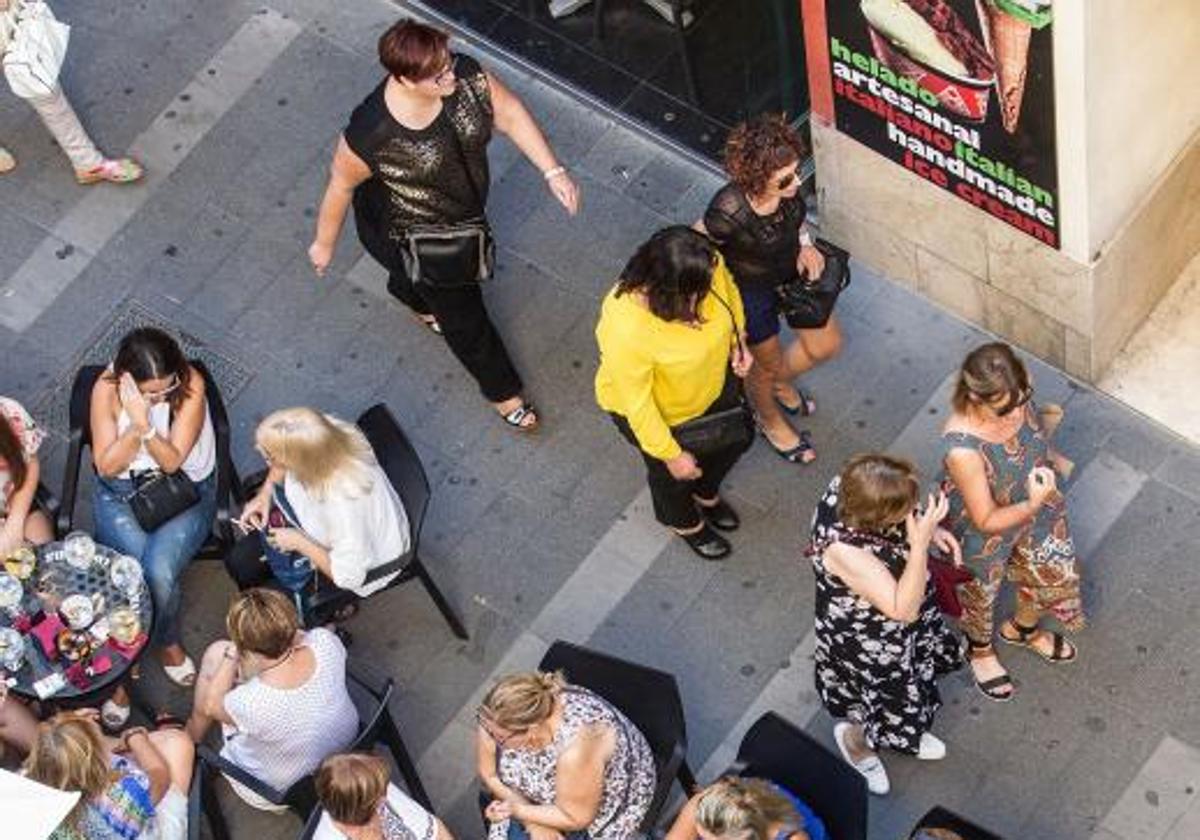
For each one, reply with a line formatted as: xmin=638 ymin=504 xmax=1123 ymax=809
xmin=977 ymin=0 xmax=1053 ymax=133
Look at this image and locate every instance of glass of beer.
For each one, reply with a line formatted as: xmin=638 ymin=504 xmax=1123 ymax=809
xmin=108 ymin=606 xmax=142 ymax=645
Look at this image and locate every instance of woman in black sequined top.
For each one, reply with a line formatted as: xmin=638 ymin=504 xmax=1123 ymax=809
xmin=309 ymin=19 xmax=579 ymax=432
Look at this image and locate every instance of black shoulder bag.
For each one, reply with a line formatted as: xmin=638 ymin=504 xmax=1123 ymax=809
xmin=401 ymin=120 xmax=496 ymax=289
xmin=669 ymin=293 xmax=756 ymax=457
xmin=126 ymin=407 xmax=201 ymax=531
xmin=775 ymin=238 xmax=852 ymax=330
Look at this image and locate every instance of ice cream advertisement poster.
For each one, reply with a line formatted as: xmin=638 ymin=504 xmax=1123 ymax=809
xmin=823 ymin=0 xmax=1059 ymax=248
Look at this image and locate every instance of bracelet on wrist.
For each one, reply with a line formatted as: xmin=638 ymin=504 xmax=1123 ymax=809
xmin=542 ymin=165 xmax=566 ymax=181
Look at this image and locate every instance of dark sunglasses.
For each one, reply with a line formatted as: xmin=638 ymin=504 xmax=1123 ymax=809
xmin=775 ymin=169 xmax=799 ymax=191
xmin=995 ymin=386 xmax=1033 ymax=416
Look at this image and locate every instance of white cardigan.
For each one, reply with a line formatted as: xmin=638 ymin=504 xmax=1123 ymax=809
xmin=284 ymin=464 xmax=411 ymax=597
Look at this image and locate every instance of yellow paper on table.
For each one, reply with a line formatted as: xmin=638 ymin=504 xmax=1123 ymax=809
xmin=0 ymin=768 xmax=81 ymax=839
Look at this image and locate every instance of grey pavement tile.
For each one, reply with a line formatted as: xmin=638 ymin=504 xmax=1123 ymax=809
xmin=1098 ymin=735 xmax=1200 ymax=840
xmin=623 ymin=152 xmax=707 ymax=219
xmin=18 ymin=258 xmax=142 ymax=365
xmin=575 ymin=124 xmax=664 ymax=194
xmin=1068 ymin=451 xmax=1148 ymax=561
xmin=133 ymin=202 xmax=252 ymax=304
xmin=0 ymin=206 xmax=47 ymax=282
xmin=1155 ymin=443 xmax=1200 ymax=501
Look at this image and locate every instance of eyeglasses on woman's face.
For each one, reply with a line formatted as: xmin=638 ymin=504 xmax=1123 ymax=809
xmin=430 ymin=56 xmax=458 ymax=87
xmin=139 ymin=374 xmax=179 ymax=404
xmin=475 ymin=709 xmax=527 ymax=749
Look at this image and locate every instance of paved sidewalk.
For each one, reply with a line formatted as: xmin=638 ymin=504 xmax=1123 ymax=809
xmin=2 ymin=2 xmax=1199 ymax=838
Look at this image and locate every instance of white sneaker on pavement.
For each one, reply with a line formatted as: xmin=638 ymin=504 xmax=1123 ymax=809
xmin=917 ymin=731 xmax=947 ymax=760
xmin=834 ymin=722 xmax=890 ymax=795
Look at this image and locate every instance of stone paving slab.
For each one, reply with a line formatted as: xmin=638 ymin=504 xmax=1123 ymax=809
xmin=1 ymin=2 xmax=1199 ymax=839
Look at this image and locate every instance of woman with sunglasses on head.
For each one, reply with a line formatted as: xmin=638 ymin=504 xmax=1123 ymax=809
xmin=939 ymin=342 xmax=1083 ymax=703
xmin=701 ymin=114 xmax=840 ymax=466
xmin=595 ymin=226 xmax=754 ymax=561
xmin=89 ymin=327 xmax=217 ymax=728
xmin=664 ymin=776 xmax=827 ymax=840
xmin=476 ymin=670 xmax=656 ymax=840
xmin=309 ymin=18 xmax=580 ymax=434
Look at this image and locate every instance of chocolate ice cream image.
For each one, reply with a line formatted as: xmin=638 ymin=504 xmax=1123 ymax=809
xmin=977 ymin=0 xmax=1052 ymax=133
xmin=860 ymin=0 xmax=996 ymax=121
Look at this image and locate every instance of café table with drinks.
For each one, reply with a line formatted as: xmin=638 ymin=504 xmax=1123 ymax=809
xmin=0 ymin=531 xmax=153 ymax=705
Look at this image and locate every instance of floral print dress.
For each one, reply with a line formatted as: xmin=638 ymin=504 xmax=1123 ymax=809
xmin=808 ymin=477 xmax=963 ymax=754
xmin=489 ymin=687 xmax=656 ymax=840
xmin=937 ymin=402 xmax=1084 ymax=643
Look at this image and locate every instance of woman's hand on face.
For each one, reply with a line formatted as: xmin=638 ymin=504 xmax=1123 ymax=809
xmin=797 ymin=244 xmax=826 ymax=281
xmin=905 ymin=491 xmax=949 ymax=551
xmin=546 ymin=171 xmax=580 ymax=216
xmin=118 ymin=373 xmax=150 ymax=431
xmin=932 ymin=527 xmax=963 ymax=566
xmin=665 ymin=451 xmax=702 ymax=481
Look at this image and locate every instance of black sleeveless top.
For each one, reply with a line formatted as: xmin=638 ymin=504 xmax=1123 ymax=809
xmin=344 ymin=54 xmax=493 ymax=239
xmin=703 ymin=184 xmax=806 ymax=289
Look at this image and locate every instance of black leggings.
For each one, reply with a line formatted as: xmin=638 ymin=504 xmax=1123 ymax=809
xmin=355 ymin=199 xmax=523 ymax=403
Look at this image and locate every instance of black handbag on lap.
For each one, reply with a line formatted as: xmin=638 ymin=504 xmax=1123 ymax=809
xmin=776 ymin=238 xmax=851 ymax=329
xmin=401 ymin=124 xmax=495 ymax=289
xmin=129 ymin=469 xmax=199 ymax=531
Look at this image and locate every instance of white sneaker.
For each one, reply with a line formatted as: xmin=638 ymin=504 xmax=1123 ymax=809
xmin=834 ymin=722 xmax=890 ymax=795
xmin=917 ymin=731 xmax=947 ymax=760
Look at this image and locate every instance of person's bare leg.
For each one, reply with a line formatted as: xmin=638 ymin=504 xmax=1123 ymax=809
xmin=747 ymin=336 xmax=801 ymax=450
xmin=22 ymin=511 xmax=54 ymax=546
xmin=0 ymin=693 xmax=40 ymax=756
xmin=783 ymin=315 xmax=842 ymax=379
xmin=147 ymin=728 xmax=195 ymax=797
xmin=185 ymin=640 xmax=236 ymax=743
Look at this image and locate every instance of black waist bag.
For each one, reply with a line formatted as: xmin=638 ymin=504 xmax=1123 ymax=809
xmin=776 ymin=238 xmax=851 ymax=329
xmin=129 ymin=470 xmax=199 ymax=531
xmin=402 ymin=221 xmax=495 ymax=288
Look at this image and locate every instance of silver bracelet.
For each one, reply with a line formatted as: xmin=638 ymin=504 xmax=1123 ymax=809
xmin=542 ymin=165 xmax=566 ymax=181
xmin=798 ymin=230 xmax=814 ymax=248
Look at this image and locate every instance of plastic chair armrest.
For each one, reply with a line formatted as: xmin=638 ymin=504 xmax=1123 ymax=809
xmin=196 ymin=744 xmax=288 ymax=806
xmin=56 ymin=430 xmax=85 ymax=535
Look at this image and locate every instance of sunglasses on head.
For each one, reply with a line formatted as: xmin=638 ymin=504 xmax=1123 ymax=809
xmin=986 ymin=386 xmax=1032 ymax=416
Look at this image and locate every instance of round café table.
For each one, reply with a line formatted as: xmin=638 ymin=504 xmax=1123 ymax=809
xmin=1 ymin=537 xmax=153 ymax=706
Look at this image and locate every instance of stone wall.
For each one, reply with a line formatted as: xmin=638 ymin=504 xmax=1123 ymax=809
xmin=812 ymin=121 xmax=1200 ymax=381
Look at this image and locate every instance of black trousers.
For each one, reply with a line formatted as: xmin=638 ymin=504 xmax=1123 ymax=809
xmin=610 ymin=387 xmax=752 ymax=529
xmin=355 ymin=198 xmax=523 ymax=403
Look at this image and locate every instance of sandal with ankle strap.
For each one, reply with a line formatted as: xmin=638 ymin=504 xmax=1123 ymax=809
xmin=1000 ymin=620 xmax=1077 ymax=664
xmin=501 ymin=402 xmax=539 ymax=433
xmin=774 ymin=387 xmax=816 ymax=417
xmin=967 ymin=640 xmax=1015 ymax=702
xmin=76 ymin=157 xmax=144 ymax=185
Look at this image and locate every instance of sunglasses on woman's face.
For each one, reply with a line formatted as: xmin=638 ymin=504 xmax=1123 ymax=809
xmin=992 ymin=386 xmax=1033 ymax=417
xmin=775 ymin=168 xmax=799 ymax=191
xmin=140 ymin=375 xmax=180 ymax=403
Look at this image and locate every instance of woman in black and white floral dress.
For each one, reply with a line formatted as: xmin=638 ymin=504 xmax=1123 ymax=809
xmin=477 ymin=671 xmax=656 ymax=840
xmin=808 ymin=454 xmax=963 ymax=796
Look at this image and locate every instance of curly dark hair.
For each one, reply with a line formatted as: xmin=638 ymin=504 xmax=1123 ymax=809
xmin=722 ymin=113 xmax=807 ymax=197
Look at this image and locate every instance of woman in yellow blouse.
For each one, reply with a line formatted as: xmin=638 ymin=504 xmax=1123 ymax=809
xmin=596 ymin=227 xmax=753 ymax=560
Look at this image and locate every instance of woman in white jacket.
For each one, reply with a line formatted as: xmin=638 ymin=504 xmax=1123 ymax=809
xmin=0 ymin=0 xmax=141 ymax=181
xmin=227 ymin=407 xmax=410 ymax=602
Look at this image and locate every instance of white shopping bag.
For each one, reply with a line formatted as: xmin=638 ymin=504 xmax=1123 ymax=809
xmin=3 ymin=0 xmax=70 ymax=100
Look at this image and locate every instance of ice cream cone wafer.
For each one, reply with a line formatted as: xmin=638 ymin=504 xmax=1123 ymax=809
xmin=979 ymin=1 xmax=1033 ymax=133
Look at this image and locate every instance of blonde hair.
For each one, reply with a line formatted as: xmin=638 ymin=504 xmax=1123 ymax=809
xmin=24 ymin=713 xmax=115 ymax=826
xmin=478 ymin=670 xmax=565 ymax=731
xmin=694 ymin=778 xmax=801 ymax=840
xmin=255 ymin=407 xmax=376 ymax=499
xmin=227 ymin=587 xmax=299 ymax=658
xmin=316 ymin=753 xmax=390 ymax=827
xmin=838 ymin=453 xmax=920 ymax=532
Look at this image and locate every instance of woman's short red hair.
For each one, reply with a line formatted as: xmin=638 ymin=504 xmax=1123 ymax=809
xmin=378 ymin=18 xmax=450 ymax=82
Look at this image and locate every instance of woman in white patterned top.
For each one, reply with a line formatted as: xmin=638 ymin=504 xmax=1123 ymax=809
xmin=477 ymin=671 xmax=656 ymax=840
xmin=313 ymin=752 xmax=454 ymax=840
xmin=184 ymin=588 xmax=358 ymax=811
xmin=0 ymin=395 xmax=53 ymax=554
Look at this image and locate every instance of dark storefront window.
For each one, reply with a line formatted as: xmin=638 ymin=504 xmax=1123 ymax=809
xmin=412 ymin=0 xmax=811 ymax=164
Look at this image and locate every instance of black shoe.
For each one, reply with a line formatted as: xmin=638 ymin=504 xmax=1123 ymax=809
xmin=696 ymin=497 xmax=740 ymax=531
xmin=678 ymin=523 xmax=732 ymax=560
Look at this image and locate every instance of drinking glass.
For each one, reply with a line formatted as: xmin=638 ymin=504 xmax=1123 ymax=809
xmin=0 ymin=573 xmax=21 ymax=611
xmin=3 ymin=546 xmax=36 ymax=581
xmin=108 ymin=606 xmax=142 ymax=645
xmin=109 ymin=555 xmax=143 ymax=598
xmin=63 ymin=532 xmax=96 ymax=570
xmin=0 ymin=627 xmax=23 ymax=673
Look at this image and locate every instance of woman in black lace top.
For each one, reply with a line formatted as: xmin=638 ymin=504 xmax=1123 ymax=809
xmin=308 ymin=19 xmax=579 ymax=432
xmin=703 ymin=115 xmax=842 ymax=464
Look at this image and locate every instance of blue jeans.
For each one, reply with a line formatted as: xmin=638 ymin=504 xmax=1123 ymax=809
xmin=93 ymin=472 xmax=217 ymax=647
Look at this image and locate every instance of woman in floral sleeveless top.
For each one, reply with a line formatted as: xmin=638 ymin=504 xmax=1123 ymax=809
xmin=477 ymin=671 xmax=656 ymax=840
xmin=938 ymin=343 xmax=1083 ymax=704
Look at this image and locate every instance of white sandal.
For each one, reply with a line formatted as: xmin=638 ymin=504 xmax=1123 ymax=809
xmin=101 ymin=698 xmax=130 ymax=731
xmin=834 ymin=722 xmax=890 ymax=795
xmin=162 ymin=654 xmax=197 ymax=687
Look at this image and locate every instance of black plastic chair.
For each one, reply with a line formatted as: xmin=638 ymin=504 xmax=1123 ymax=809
xmin=909 ymin=806 xmax=1004 ymax=840
xmin=538 ymin=640 xmax=698 ymax=832
xmin=56 ymin=360 xmax=243 ymax=557
xmin=34 ymin=482 xmax=61 ymax=538
xmin=594 ymin=0 xmax=699 ymax=105
xmin=724 ymin=712 xmax=867 ymax=840
xmin=198 ymin=666 xmax=431 ymax=833
xmin=245 ymin=403 xmax=467 ymax=639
